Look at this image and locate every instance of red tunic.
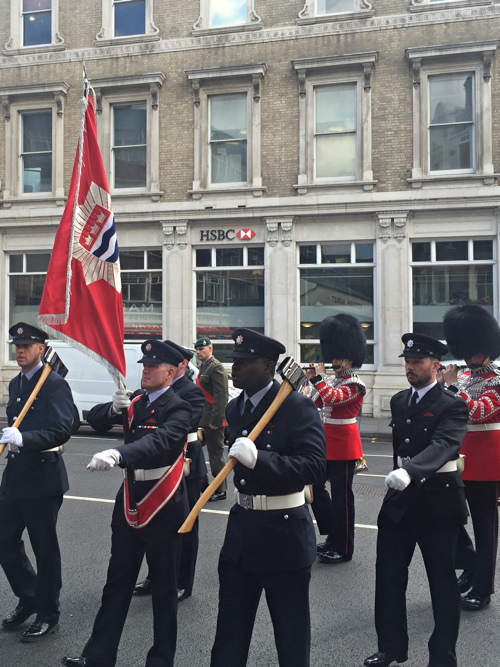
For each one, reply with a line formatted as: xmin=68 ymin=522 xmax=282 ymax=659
xmin=309 ymin=370 xmax=365 ymax=461
xmin=453 ymin=363 xmax=500 ymax=481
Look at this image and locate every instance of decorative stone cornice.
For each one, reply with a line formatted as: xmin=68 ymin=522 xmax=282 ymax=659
xmin=0 ymin=82 xmax=70 ymax=122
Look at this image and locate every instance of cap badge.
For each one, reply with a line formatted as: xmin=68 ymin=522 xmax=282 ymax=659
xmin=145 ymin=343 xmax=152 ymax=351
xmin=16 ymin=327 xmax=24 ymax=335
xmin=236 ymin=335 xmax=244 ymax=345
xmin=407 ymin=339 xmax=414 ymax=348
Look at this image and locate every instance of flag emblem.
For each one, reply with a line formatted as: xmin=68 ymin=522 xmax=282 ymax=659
xmin=236 ymin=229 xmax=255 ymax=240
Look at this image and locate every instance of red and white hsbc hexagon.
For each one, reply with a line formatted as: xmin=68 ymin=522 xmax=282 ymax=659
xmin=236 ymin=229 xmax=255 ymax=240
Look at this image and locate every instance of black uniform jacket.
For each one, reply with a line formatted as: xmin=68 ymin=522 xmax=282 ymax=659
xmin=384 ymin=383 xmax=469 ymax=525
xmin=172 ymin=374 xmax=206 ymax=479
xmin=1 ymin=368 xmax=73 ymax=500
xmin=221 ymin=380 xmax=326 ymax=572
xmin=87 ymin=388 xmax=192 ymax=531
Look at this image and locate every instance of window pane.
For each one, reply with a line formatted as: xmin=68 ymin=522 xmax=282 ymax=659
xmin=248 ymin=247 xmax=264 ymax=266
xmin=196 ymin=249 xmax=212 ymax=267
xmin=315 ymin=84 xmax=356 ymax=134
xmin=26 ymin=253 xmax=50 ymax=272
xmin=210 ymin=0 xmax=246 ymax=27
xmin=9 ymin=255 xmax=23 ymax=273
xmin=355 ymin=243 xmax=373 ymax=263
xmin=473 ymin=240 xmax=493 ymax=260
xmin=413 ymin=265 xmax=493 ymax=339
xmin=211 ymin=141 xmax=247 ymax=184
xmin=300 ymin=267 xmax=374 ymax=339
xmin=10 ymin=275 xmax=46 ymax=324
xmin=321 ymin=244 xmax=351 ymax=264
xmin=120 ymin=251 xmax=144 ymax=270
xmin=146 ymin=250 xmax=162 ymax=269
xmin=317 ymin=0 xmax=356 ymax=14
xmin=436 ymin=241 xmax=468 ymax=262
xmin=114 ymin=147 xmax=146 ymax=188
xmin=24 ymin=0 xmax=51 ymax=9
xmin=23 ymin=112 xmax=52 ymax=152
xmin=429 ymin=124 xmax=473 ymax=172
xmin=196 ymin=270 xmax=265 ymax=339
xmin=429 ymin=73 xmax=473 ymax=125
xmin=122 ymin=272 xmax=162 ymax=340
xmin=210 ymin=95 xmax=247 ymax=141
xmin=23 ymin=10 xmax=51 ymax=46
xmin=114 ymin=104 xmax=146 ymax=147
xmin=412 ymin=242 xmax=431 ymax=262
xmin=114 ymin=0 xmax=145 ymax=36
xmin=300 ymin=246 xmax=317 ymax=264
xmin=23 ymin=154 xmax=52 ymax=192
xmin=316 ymin=133 xmax=356 ymax=179
xmin=216 ymin=248 xmax=243 ymax=266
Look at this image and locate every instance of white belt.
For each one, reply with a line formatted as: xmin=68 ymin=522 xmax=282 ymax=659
xmin=43 ymin=446 xmax=63 ymax=452
xmin=323 ymin=418 xmax=357 ymax=425
xmin=397 ymin=456 xmax=458 ymax=473
xmin=467 ymin=423 xmax=500 ymax=431
xmin=127 ymin=466 xmax=170 ymax=482
xmin=234 ymin=489 xmax=305 ymax=511
xmin=187 ymin=432 xmax=198 ymax=442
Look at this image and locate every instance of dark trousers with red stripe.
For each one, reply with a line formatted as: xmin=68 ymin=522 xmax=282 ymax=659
xmin=455 ymin=480 xmax=499 ymax=596
xmin=311 ymin=459 xmax=356 ymax=557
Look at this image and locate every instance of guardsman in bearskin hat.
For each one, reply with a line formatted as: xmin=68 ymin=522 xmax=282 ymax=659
xmin=304 ymin=314 xmax=366 ymax=564
xmin=442 ymin=304 xmax=500 ymax=612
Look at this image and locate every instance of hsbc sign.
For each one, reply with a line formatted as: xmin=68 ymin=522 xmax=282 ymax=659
xmin=199 ymin=228 xmax=256 ymax=242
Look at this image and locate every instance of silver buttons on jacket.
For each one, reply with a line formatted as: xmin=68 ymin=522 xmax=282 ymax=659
xmin=406 ymin=419 xmax=411 ymax=424
xmin=242 ymin=430 xmax=248 ymax=436
xmin=404 ymin=438 xmax=410 ymax=443
xmin=240 ymin=479 xmax=246 ymax=486
xmin=266 ymin=444 xmax=271 ymax=449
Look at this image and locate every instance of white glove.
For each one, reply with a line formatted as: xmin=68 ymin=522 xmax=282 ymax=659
xmin=112 ymin=389 xmax=132 ymax=414
xmin=1 ymin=427 xmax=23 ymax=448
xmin=230 ymin=437 xmax=258 ymax=469
xmin=87 ymin=449 xmax=121 ymax=472
xmin=385 ymin=468 xmax=412 ymax=490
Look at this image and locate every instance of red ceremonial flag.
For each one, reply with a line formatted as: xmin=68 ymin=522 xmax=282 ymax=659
xmin=38 ymin=90 xmax=126 ymax=385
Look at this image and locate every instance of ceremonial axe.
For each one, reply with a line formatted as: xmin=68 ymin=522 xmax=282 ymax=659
xmin=0 ymin=346 xmax=69 ymax=456
xmin=179 ymin=356 xmax=316 ymax=534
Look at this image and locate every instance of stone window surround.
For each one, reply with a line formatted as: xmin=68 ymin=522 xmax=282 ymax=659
xmin=95 ymin=0 xmax=160 ymax=46
xmin=406 ymin=41 xmax=499 ymax=189
xmin=4 ymin=0 xmax=65 ymax=55
xmin=91 ymin=73 xmax=165 ymax=201
xmin=0 ymin=82 xmax=69 ymax=207
xmin=185 ymin=64 xmax=267 ymax=200
xmin=297 ymin=0 xmax=374 ymax=25
xmin=292 ymin=53 xmax=378 ymax=195
xmin=410 ymin=0 xmax=492 ymax=12
xmin=192 ymin=0 xmax=262 ymax=35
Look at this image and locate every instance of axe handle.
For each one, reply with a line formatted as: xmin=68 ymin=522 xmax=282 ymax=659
xmin=0 ymin=363 xmax=53 ymax=456
xmin=178 ymin=380 xmax=294 ymax=534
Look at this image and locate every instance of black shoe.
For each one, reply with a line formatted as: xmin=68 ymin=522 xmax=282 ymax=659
xmin=134 ymin=577 xmax=152 ymax=595
xmin=317 ymin=550 xmax=352 ymax=564
xmin=61 ymin=658 xmax=89 ymax=666
xmin=462 ymin=591 xmax=491 ymax=611
xmin=2 ymin=603 xmax=37 ymax=630
xmin=457 ymin=569 xmax=474 ymax=594
xmin=363 ymin=651 xmax=408 ymax=666
xmin=316 ymin=536 xmax=334 ymax=554
xmin=208 ymin=491 xmax=226 ymax=502
xmin=21 ymin=619 xmax=59 ymax=642
xmin=177 ymin=588 xmax=192 ymax=602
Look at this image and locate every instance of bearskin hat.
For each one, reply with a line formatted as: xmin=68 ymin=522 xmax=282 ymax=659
xmin=443 ymin=305 xmax=500 ymax=361
xmin=319 ymin=314 xmax=366 ymax=368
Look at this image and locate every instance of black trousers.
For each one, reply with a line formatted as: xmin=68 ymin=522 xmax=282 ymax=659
xmin=82 ymin=507 xmax=181 ymax=667
xmin=455 ymin=480 xmax=499 ymax=596
xmin=311 ymin=459 xmax=356 ymax=556
xmin=177 ymin=475 xmax=201 ymax=593
xmin=202 ymin=427 xmax=226 ymax=493
xmin=0 ymin=494 xmax=63 ymax=623
xmin=375 ymin=511 xmax=461 ymax=667
xmin=210 ymin=558 xmax=312 ymax=667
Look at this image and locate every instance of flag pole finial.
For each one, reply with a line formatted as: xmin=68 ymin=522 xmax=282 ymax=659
xmin=82 ymin=62 xmax=89 ymax=98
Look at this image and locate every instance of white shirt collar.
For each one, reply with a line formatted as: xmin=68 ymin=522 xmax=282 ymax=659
xmin=243 ymin=381 xmax=273 ymax=410
xmin=412 ymin=380 xmax=437 ymax=402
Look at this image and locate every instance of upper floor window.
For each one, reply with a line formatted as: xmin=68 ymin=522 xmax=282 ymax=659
xmin=210 ymin=94 xmax=247 ymax=185
xmin=23 ymin=0 xmax=51 ymax=46
xmin=96 ymin=0 xmax=159 ymax=45
xmin=21 ymin=110 xmax=52 ymax=193
xmin=315 ymin=83 xmax=357 ymax=180
xmin=297 ymin=0 xmax=373 ymax=24
xmin=112 ymin=103 xmax=147 ymax=188
xmin=4 ymin=0 xmax=64 ymax=53
xmin=114 ymin=0 xmax=145 ymax=37
xmin=410 ymin=0 xmax=493 ymax=11
xmin=193 ymin=0 xmax=261 ymax=34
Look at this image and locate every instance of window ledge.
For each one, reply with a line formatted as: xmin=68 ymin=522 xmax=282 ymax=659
xmin=296 ymin=10 xmax=374 ymax=25
xmin=189 ymin=186 xmax=267 ymax=200
xmin=408 ymin=174 xmax=498 ymax=189
xmin=1 ymin=196 xmax=66 ymax=209
xmin=294 ymin=180 xmax=377 ymax=195
xmin=3 ymin=41 xmax=66 ymax=56
xmin=95 ymin=33 xmax=161 ymax=47
xmin=191 ymin=23 xmax=262 ymax=37
xmin=409 ymin=0 xmax=492 ymax=13
xmin=111 ymin=191 xmax=164 ymax=202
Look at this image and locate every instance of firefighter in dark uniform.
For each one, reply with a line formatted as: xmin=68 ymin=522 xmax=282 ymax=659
xmin=134 ymin=339 xmax=206 ymax=602
xmin=62 ymin=340 xmax=192 ymax=667
xmin=210 ymin=329 xmax=326 ymax=667
xmin=0 ymin=323 xmax=74 ymax=643
xmin=364 ymin=333 xmax=469 ymax=667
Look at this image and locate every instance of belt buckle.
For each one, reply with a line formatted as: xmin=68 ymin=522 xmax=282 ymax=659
xmin=239 ymin=493 xmax=254 ymax=510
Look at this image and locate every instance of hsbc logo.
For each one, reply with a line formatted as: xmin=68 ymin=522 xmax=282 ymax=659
xmin=199 ymin=228 xmax=256 ymax=242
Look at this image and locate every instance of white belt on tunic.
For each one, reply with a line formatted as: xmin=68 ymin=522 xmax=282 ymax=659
xmin=234 ymin=489 xmax=305 ymax=511
xmin=126 ymin=466 xmax=170 ymax=482
xmin=397 ymin=456 xmax=458 ymax=473
xmin=43 ymin=446 xmax=63 ymax=452
xmin=467 ymin=423 xmax=500 ymax=431
xmin=187 ymin=432 xmax=198 ymax=442
xmin=323 ymin=418 xmax=357 ymax=425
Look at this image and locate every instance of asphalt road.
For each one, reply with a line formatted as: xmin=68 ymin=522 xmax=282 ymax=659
xmin=0 ymin=428 xmax=498 ymax=667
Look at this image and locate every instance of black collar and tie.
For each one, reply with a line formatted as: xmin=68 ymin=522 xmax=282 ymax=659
xmin=241 ymin=398 xmax=254 ymax=420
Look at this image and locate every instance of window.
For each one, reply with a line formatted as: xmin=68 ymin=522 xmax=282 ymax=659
xmin=8 ymin=252 xmax=51 ymax=330
xmin=194 ymin=245 xmax=265 ymax=360
xmin=292 ymin=53 xmax=377 ymax=194
xmin=121 ymin=250 xmax=162 ymax=339
xmin=5 ymin=0 xmax=64 ymax=53
xmin=410 ymin=0 xmax=492 ymax=12
xmin=411 ymin=239 xmax=495 ymax=344
xmin=92 ymin=73 xmax=164 ymax=200
xmin=298 ymin=242 xmax=375 ymax=366
xmin=186 ymin=64 xmax=267 ymax=200
xmin=0 ymin=82 xmax=68 ymax=203
xmin=297 ymin=0 xmax=374 ymax=24
xmin=96 ymin=0 xmax=158 ymax=44
xmin=193 ymin=0 xmax=261 ymax=34
xmin=406 ymin=41 xmax=498 ymax=188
